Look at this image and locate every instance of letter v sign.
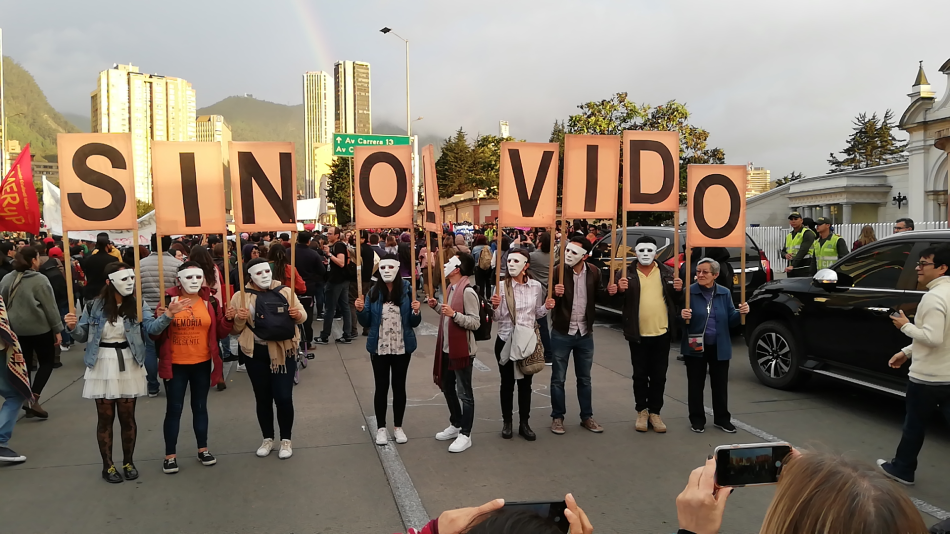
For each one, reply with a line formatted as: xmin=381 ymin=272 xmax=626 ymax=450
xmin=509 ymin=148 xmax=554 ymax=218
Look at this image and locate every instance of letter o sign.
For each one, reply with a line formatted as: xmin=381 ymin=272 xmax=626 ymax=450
xmin=359 ymin=152 xmax=408 ymax=218
xmin=693 ymin=174 xmax=741 ymax=239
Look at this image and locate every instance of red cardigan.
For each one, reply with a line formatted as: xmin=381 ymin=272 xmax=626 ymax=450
xmin=154 ymin=286 xmax=233 ymax=384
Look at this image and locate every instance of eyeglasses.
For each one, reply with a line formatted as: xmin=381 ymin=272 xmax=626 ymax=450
xmin=916 ymin=261 xmax=935 ymax=269
xmin=695 ymin=270 xmax=713 ymax=275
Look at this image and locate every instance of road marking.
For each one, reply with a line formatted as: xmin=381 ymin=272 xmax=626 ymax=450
xmin=708 ymin=407 xmax=950 ymax=520
xmin=365 ymin=415 xmax=431 ymax=531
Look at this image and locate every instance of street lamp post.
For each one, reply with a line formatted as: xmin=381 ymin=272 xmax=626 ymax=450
xmin=379 ymin=27 xmax=411 ymax=138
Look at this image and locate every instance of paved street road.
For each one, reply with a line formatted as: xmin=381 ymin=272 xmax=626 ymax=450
xmin=2 ymin=308 xmax=947 ymax=533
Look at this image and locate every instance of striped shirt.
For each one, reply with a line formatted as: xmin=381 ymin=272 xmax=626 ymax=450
xmin=494 ymin=278 xmax=548 ymax=342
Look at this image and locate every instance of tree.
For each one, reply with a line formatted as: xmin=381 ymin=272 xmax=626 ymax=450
xmin=326 ymin=157 xmax=352 ymax=225
xmin=470 ymin=134 xmax=513 ymax=196
xmin=828 ymin=110 xmax=907 ymax=173
xmin=775 ymin=171 xmax=805 ymax=186
xmin=565 ymin=94 xmax=725 ymax=225
xmin=435 ymin=128 xmax=475 ymax=197
xmin=549 ymin=120 xmax=566 ymax=198
xmin=136 ymin=200 xmax=153 ymax=218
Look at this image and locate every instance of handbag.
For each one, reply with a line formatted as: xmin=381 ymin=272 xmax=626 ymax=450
xmin=687 ymin=294 xmax=714 ymax=353
xmin=503 ymin=279 xmax=545 ymax=375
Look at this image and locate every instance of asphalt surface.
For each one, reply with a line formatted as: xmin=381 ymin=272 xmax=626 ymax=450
xmin=2 ymin=307 xmax=947 ymax=534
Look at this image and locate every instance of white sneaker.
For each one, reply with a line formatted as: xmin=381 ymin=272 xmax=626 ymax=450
xmin=278 ymin=439 xmax=293 ymax=459
xmin=393 ymin=427 xmax=408 ymax=444
xmin=237 ymin=364 xmax=247 ymax=373
xmin=435 ymin=425 xmax=460 ymax=441
xmin=375 ymin=427 xmax=389 ymax=446
xmin=448 ymin=434 xmax=472 ymax=453
xmin=60 ymin=344 xmax=70 ymax=352
xmin=256 ymin=438 xmax=274 ymax=457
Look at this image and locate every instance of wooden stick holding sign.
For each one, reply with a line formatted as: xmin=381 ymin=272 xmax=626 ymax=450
xmin=740 ymin=247 xmax=746 ymax=325
xmin=609 ymin=218 xmax=618 ymax=283
xmin=157 ymin=234 xmax=165 ymax=301
xmin=558 ymin=214 xmax=568 ymax=289
xmin=684 ymin=245 xmax=692 ymax=324
xmin=546 ymin=226 xmax=556 ymax=300
xmin=132 ymin=227 xmax=143 ymax=322
xmin=236 ymin=244 xmax=246 ymax=307
xmin=424 ymin=230 xmax=434 ymax=299
xmin=439 ymin=230 xmax=448 ymax=302
xmin=356 ymin=234 xmax=363 ymax=297
xmin=673 ymin=208 xmax=681 ymax=281
xmin=63 ymin=231 xmax=75 ymax=315
xmin=223 ymin=226 xmax=230 ymax=305
xmin=620 ymin=210 xmax=627 ymax=281
xmin=290 ymin=231 xmax=297 ymax=308
xmin=494 ymin=227 xmax=503 ymax=296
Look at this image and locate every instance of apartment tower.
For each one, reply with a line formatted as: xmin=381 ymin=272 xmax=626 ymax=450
xmin=303 ymin=71 xmax=335 ymax=201
xmin=333 ymin=61 xmax=371 ymax=134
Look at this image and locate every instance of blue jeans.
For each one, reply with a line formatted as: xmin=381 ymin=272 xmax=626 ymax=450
xmin=144 ymin=336 xmax=160 ymax=394
xmin=58 ymin=302 xmax=72 ymax=345
xmin=0 ymin=370 xmax=24 ymax=446
xmin=319 ymin=281 xmax=351 ymax=340
xmin=550 ymin=330 xmax=594 ymax=421
xmin=891 ymin=381 xmax=950 ymax=478
xmin=163 ymin=359 xmax=212 ymax=455
xmin=537 ymin=317 xmax=552 ymax=362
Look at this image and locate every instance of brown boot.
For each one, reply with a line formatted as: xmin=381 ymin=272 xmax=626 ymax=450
xmin=27 ymin=397 xmax=49 ymax=419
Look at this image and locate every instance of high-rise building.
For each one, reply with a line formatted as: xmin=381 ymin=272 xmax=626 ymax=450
xmin=746 ymin=163 xmax=771 ymax=198
xmin=91 ymin=63 xmax=197 ymax=202
xmin=499 ymin=120 xmax=510 ymax=138
xmin=196 ymin=115 xmax=233 ymax=211
xmin=303 ymin=71 xmax=335 ymax=205
xmin=334 ymin=61 xmax=371 ymax=134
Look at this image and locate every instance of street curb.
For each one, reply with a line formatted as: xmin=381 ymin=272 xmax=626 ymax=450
xmin=365 ymin=415 xmax=431 ymax=531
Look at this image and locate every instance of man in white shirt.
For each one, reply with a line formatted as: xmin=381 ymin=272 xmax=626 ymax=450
xmin=879 ymin=245 xmax=950 ymax=486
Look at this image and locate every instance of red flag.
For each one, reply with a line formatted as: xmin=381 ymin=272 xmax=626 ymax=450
xmin=0 ymin=144 xmax=40 ymax=234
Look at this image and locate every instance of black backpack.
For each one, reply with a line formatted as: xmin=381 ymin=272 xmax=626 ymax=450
xmin=39 ymin=259 xmax=69 ymax=306
xmin=246 ymin=286 xmax=296 ymax=341
xmin=470 ymin=285 xmax=494 ymax=341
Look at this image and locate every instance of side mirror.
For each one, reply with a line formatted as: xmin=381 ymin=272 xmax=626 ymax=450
xmin=812 ymin=268 xmax=838 ymax=289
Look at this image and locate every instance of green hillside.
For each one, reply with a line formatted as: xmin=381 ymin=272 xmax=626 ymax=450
xmin=2 ymin=56 xmax=81 ymax=162
xmin=61 ymin=112 xmax=90 ymax=133
xmin=197 ymin=96 xmax=306 ymax=186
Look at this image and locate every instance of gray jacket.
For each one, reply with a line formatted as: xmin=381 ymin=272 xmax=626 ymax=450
xmin=139 ymin=252 xmax=182 ymax=310
xmin=528 ymin=250 xmax=552 ymax=293
xmin=0 ymin=270 xmax=64 ymax=336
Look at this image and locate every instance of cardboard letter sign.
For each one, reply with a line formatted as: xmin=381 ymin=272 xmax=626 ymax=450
xmin=152 ymin=141 xmax=226 ymax=235
xmin=421 ymin=144 xmax=442 ymax=232
xmin=498 ymin=142 xmax=559 ymax=226
xmin=354 ymin=145 xmax=413 ymax=229
xmin=623 ymin=131 xmax=680 ymax=212
xmin=57 ymin=133 xmax=137 ymax=231
xmin=686 ymin=165 xmax=746 ymax=247
xmin=229 ymin=142 xmax=297 ymax=232
xmin=562 ymin=135 xmax=620 ymax=218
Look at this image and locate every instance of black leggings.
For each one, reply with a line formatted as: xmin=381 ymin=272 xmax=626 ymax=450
xmin=20 ymin=331 xmax=56 ymax=396
xmin=371 ymin=353 xmax=411 ymax=428
xmin=243 ymin=346 xmax=295 ymax=440
xmin=494 ymin=336 xmax=534 ymax=423
xmin=94 ymin=398 xmax=137 ymax=469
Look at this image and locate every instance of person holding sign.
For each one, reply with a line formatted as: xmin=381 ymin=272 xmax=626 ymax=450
xmin=354 ymin=254 xmax=422 ymax=446
xmin=490 ymin=249 xmax=556 ymax=441
xmin=679 ymin=257 xmax=749 ymax=434
xmin=428 ymin=252 xmax=481 ymax=453
xmin=64 ymin=263 xmax=180 ymax=483
xmin=228 ymin=258 xmax=307 ymax=460
xmin=550 ymin=237 xmax=612 ymax=435
xmin=154 ymin=262 xmax=236 ymax=474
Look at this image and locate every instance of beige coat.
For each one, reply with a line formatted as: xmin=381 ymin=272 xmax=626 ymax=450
xmin=228 ymin=281 xmax=307 ymax=371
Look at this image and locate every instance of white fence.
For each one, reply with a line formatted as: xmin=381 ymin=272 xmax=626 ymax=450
xmin=747 ymin=221 xmax=949 ymax=271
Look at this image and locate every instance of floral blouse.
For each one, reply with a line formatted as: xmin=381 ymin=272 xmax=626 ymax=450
xmin=376 ymin=303 xmax=406 ymax=355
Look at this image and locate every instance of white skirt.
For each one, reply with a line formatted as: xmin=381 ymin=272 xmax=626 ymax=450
xmin=82 ymin=346 xmax=148 ymax=399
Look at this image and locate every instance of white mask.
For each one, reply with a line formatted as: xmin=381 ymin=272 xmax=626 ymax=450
xmin=108 ymin=270 xmax=135 ymax=297
xmin=378 ymin=259 xmax=400 ymax=283
xmin=564 ymin=243 xmax=587 ymax=267
xmin=443 ymin=256 xmax=461 ymax=279
xmin=248 ymin=263 xmax=273 ymax=288
xmin=635 ymin=243 xmax=658 ymax=266
xmin=507 ymin=254 xmax=528 ymax=277
xmin=177 ymin=267 xmax=205 ymax=294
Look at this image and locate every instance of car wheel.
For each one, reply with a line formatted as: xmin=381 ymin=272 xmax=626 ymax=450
xmin=748 ymin=320 xmax=808 ymax=389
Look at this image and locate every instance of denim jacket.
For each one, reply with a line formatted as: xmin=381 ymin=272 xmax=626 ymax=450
xmin=69 ymin=298 xmax=172 ymax=369
xmin=356 ymin=280 xmax=422 ymax=355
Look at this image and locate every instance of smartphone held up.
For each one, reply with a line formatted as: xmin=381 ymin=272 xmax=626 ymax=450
xmin=503 ymin=501 xmax=570 ymax=533
xmin=714 ymin=442 xmax=792 ymax=488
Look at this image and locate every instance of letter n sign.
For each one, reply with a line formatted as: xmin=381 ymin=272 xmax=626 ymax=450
xmin=229 ymin=142 xmax=297 ymax=232
xmin=57 ymin=133 xmax=137 ymax=231
xmin=686 ymin=165 xmax=746 ymax=247
xmin=354 ymin=145 xmax=413 ymax=229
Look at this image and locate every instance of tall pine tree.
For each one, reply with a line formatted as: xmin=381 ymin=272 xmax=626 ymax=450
xmin=829 ymin=110 xmax=907 ymax=172
xmin=435 ymin=128 xmax=474 ymax=196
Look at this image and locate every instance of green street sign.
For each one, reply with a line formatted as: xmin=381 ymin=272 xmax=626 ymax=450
xmin=333 ymin=133 xmax=411 ymax=157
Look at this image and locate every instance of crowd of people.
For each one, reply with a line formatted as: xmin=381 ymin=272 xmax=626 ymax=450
xmin=0 ymin=217 xmax=947 ymax=532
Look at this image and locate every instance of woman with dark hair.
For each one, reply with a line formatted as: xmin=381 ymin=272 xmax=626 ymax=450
xmin=266 ymin=244 xmax=306 ymax=295
xmin=355 ymin=253 xmax=421 ymax=445
xmin=169 ymin=243 xmax=187 ymax=262
xmin=64 ymin=262 xmax=180 ymax=482
xmin=397 ymin=241 xmax=413 ymax=284
xmin=155 ymin=261 xmax=235 ymax=474
xmin=0 ymin=246 xmax=64 ymax=419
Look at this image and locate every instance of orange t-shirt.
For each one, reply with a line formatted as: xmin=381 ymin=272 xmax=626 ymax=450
xmin=168 ymin=299 xmax=212 ymax=365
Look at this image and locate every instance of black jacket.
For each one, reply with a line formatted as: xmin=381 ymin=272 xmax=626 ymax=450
xmin=619 ymin=262 xmax=683 ymax=342
xmin=39 ymin=258 xmax=69 ymax=307
xmin=294 ymin=243 xmax=326 ymax=294
xmin=0 ymin=256 xmax=13 ymax=281
xmin=551 ymin=262 xmax=602 ymax=336
xmin=81 ymin=251 xmax=119 ymax=300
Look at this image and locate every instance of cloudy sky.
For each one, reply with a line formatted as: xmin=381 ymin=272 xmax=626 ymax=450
xmin=3 ymin=0 xmax=948 ymax=179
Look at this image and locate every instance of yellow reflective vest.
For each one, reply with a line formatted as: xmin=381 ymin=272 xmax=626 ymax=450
xmin=785 ymin=229 xmax=813 ymax=260
xmin=811 ymin=234 xmax=842 ymax=270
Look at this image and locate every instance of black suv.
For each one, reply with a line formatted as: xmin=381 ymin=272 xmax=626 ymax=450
xmin=744 ymin=229 xmax=950 ymax=396
xmin=592 ymin=227 xmax=773 ymax=313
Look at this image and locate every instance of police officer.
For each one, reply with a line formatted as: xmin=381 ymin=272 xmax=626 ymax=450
xmin=782 ymin=212 xmax=816 ymax=277
xmin=810 ymin=216 xmax=849 ymax=270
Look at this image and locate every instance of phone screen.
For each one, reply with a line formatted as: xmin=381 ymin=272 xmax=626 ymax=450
xmin=504 ymin=501 xmax=569 ymax=533
xmin=715 ymin=443 xmax=792 ymax=487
